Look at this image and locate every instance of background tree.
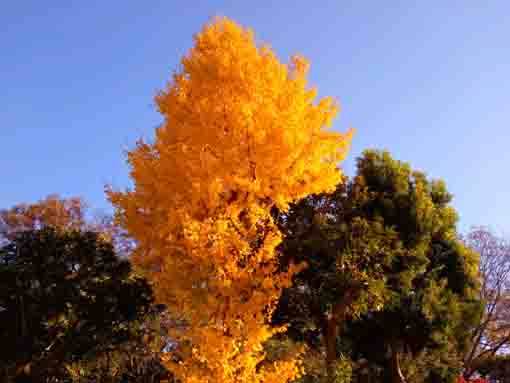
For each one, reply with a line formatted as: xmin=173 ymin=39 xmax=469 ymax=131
xmin=0 ymin=194 xmax=87 ymax=242
xmin=347 ymin=238 xmax=481 ymax=383
xmin=273 ymin=150 xmax=481 ymax=383
xmin=108 ymin=17 xmax=353 ymax=383
xmin=272 ymin=176 xmax=401 ymax=383
xmin=463 ymin=227 xmax=510 ymax=379
xmin=0 ymin=228 xmax=166 ymax=382
xmin=0 ymin=194 xmax=134 ymax=256
xmin=343 ymin=151 xmax=481 ymax=383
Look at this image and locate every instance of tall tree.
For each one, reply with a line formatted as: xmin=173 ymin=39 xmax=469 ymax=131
xmin=108 ymin=17 xmax=353 ymax=383
xmin=343 ymin=151 xmax=481 ymax=383
xmin=273 ymin=150 xmax=481 ymax=383
xmin=463 ymin=227 xmax=510 ymax=378
xmin=0 ymin=228 xmax=164 ymax=382
xmin=272 ymin=178 xmax=400 ymax=383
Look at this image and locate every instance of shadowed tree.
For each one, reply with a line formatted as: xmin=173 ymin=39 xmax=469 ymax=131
xmin=273 ymin=150 xmax=481 ymax=383
xmin=0 ymin=228 xmax=166 ymax=382
xmin=343 ymin=151 xmax=481 ymax=383
xmin=347 ymin=237 xmax=481 ymax=383
xmin=272 ymin=177 xmax=401 ymax=383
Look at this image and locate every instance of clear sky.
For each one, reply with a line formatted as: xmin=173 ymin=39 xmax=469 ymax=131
xmin=1 ymin=1 xmax=509 ymax=234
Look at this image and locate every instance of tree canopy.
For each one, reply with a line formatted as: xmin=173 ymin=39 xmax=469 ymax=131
xmin=273 ymin=150 xmax=481 ymax=383
xmin=0 ymin=228 xmax=164 ymax=382
xmin=108 ymin=16 xmax=353 ymax=383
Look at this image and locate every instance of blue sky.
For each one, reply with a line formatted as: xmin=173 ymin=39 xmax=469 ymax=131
xmin=1 ymin=1 xmax=509 ymax=234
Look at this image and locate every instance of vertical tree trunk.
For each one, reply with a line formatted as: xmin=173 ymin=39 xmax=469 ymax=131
xmin=325 ymin=284 xmax=364 ymax=383
xmin=389 ymin=341 xmax=406 ymax=383
xmin=325 ymin=309 xmax=339 ymax=381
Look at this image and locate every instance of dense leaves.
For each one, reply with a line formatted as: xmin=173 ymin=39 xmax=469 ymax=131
xmin=344 ymin=152 xmax=481 ymax=383
xmin=274 ymin=150 xmax=482 ymax=383
xmin=0 ymin=228 xmax=164 ymax=382
xmin=108 ymin=17 xmax=352 ymax=383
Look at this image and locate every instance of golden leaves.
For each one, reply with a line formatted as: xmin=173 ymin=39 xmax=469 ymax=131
xmin=108 ymin=16 xmax=352 ymax=383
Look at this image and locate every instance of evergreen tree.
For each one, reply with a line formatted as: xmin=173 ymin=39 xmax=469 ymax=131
xmin=344 ymin=151 xmax=481 ymax=383
xmin=274 ymin=150 xmax=481 ymax=383
xmin=0 ymin=228 xmax=166 ymax=382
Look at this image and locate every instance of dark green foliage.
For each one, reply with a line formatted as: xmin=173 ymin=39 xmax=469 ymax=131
xmin=344 ymin=151 xmax=482 ymax=383
xmin=273 ymin=150 xmax=482 ymax=383
xmin=0 ymin=227 xmax=168 ymax=382
xmin=348 ymin=278 xmax=474 ymax=381
xmin=272 ymin=174 xmax=399 ymax=340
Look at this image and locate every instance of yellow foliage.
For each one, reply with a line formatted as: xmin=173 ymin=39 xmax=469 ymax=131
xmin=108 ymin=17 xmax=352 ymax=383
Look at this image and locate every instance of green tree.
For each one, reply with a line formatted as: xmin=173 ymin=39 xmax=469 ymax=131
xmin=273 ymin=177 xmax=400 ymax=383
xmin=347 ymin=238 xmax=481 ymax=383
xmin=273 ymin=150 xmax=481 ymax=383
xmin=0 ymin=228 xmax=167 ymax=382
xmin=343 ymin=151 xmax=481 ymax=383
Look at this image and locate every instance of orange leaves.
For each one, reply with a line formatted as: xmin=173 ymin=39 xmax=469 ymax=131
xmin=0 ymin=194 xmax=87 ymax=241
xmin=108 ymin=16 xmax=352 ymax=383
xmin=150 ymin=17 xmax=353 ymax=216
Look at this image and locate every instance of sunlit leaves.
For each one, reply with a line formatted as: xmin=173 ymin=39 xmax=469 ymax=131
xmin=108 ymin=17 xmax=351 ymax=383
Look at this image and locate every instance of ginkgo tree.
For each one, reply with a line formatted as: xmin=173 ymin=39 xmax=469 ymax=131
xmin=108 ymin=17 xmax=352 ymax=383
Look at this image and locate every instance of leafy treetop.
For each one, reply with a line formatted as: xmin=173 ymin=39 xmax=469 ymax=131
xmin=108 ymin=17 xmax=352 ymax=383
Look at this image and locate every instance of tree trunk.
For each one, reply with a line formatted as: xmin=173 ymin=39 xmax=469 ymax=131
xmin=389 ymin=342 xmax=406 ymax=383
xmin=325 ymin=308 xmax=340 ymax=381
xmin=325 ymin=284 xmax=364 ymax=383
